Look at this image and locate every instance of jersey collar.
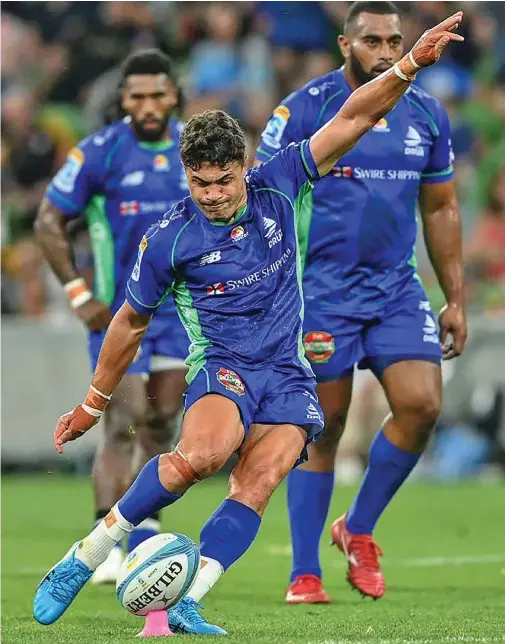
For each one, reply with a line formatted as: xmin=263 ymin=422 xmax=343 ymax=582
xmin=195 ymin=203 xmax=248 ymax=227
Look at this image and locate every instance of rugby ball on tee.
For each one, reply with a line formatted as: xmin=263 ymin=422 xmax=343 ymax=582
xmin=116 ymin=533 xmax=200 ymax=616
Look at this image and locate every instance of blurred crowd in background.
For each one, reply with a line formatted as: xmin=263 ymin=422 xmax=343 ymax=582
xmin=1 ymin=2 xmax=504 ymax=479
xmin=2 ymin=1 xmax=505 ymax=319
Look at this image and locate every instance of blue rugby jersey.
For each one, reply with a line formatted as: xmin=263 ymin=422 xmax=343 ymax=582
xmin=46 ymin=117 xmax=189 ymax=334
xmin=256 ymin=69 xmax=454 ymax=316
xmin=126 ymin=141 xmax=320 ymax=381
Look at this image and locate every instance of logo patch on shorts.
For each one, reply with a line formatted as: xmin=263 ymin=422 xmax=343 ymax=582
xmin=216 ymin=368 xmax=245 ymax=396
xmin=303 ymin=331 xmax=335 ymax=363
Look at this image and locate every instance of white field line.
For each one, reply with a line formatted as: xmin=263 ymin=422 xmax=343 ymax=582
xmin=301 ymin=639 xmax=505 ymax=644
xmin=266 ymin=546 xmax=505 ymax=569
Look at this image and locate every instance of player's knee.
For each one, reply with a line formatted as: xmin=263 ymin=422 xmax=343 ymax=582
xmin=164 ymin=444 xmax=228 ymax=484
xmin=396 ymin=389 xmax=441 ymax=440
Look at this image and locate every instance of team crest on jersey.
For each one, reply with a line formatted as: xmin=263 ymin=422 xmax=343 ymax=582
xmin=304 ymin=331 xmax=335 ymax=363
xmin=231 ymin=225 xmax=248 ymax=242
xmin=260 ymin=105 xmax=290 ymax=150
xmin=153 ymin=154 xmax=169 ymax=171
xmin=53 ymin=147 xmax=84 ymax=193
xmin=216 ymin=368 xmax=245 ymax=396
xmin=373 ymin=118 xmax=390 ymax=132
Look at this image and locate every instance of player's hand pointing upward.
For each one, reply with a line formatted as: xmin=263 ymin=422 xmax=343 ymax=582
xmin=410 ymin=11 xmax=464 ymax=68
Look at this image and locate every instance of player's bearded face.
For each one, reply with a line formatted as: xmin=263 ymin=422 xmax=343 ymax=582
xmin=122 ymin=74 xmax=179 ymax=141
xmin=186 ymin=161 xmax=248 ymax=223
xmin=340 ymin=13 xmax=404 ymax=86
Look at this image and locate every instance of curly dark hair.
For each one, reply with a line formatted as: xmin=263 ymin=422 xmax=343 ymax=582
xmin=180 ymin=110 xmax=246 ymax=170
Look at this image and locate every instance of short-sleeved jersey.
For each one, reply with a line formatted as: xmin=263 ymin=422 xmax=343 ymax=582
xmin=46 ymin=117 xmax=189 ymax=332
xmin=256 ymin=69 xmax=454 ymax=316
xmin=126 ymin=141 xmax=320 ymax=381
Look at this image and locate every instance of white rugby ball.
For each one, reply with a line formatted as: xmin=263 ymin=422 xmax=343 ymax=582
xmin=116 ymin=533 xmax=200 ymax=616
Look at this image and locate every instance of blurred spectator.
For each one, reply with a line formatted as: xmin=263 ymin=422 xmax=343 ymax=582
xmin=256 ymin=1 xmax=336 ymax=97
xmin=465 ymin=171 xmax=505 ymax=312
xmin=186 ymin=3 xmax=274 ymax=135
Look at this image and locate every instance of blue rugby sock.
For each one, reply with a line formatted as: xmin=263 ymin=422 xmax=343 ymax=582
xmin=200 ymin=499 xmax=261 ymax=571
xmin=118 ymin=456 xmax=182 ymax=526
xmin=127 ymin=513 xmax=161 ymax=552
xmin=346 ymin=429 xmax=420 ymax=534
xmin=287 ymin=469 xmax=334 ymax=582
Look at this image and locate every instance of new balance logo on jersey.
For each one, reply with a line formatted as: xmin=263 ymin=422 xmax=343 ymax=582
xmin=120 ymin=171 xmax=145 ymax=187
xmin=199 ymin=251 xmax=221 ymax=266
xmin=263 ymin=217 xmax=283 ymax=248
xmin=423 ymin=314 xmax=438 ymax=344
xmin=206 ymin=282 xmax=224 ymax=295
xmin=404 ymin=126 xmax=424 ymax=156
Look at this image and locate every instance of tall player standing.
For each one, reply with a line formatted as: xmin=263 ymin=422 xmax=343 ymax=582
xmin=33 ymin=13 xmax=465 ymax=634
xmin=256 ymin=2 xmax=467 ymax=603
xmin=35 ymin=50 xmax=190 ymax=583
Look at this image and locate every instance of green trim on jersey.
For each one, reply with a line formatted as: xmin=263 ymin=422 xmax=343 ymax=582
xmin=170 ymin=214 xmax=211 ymax=383
xmin=172 ymin=215 xmax=196 ymax=272
xmin=256 ymin=146 xmax=274 ymax=159
xmin=138 ymin=140 xmax=175 ymax=151
xmin=421 ymin=166 xmax=453 ymax=179
xmin=295 ymin=184 xmax=314 ymax=273
xmin=105 ymin=136 xmax=126 ymax=170
xmin=255 ymin=187 xmax=293 ymax=209
xmin=173 ymin=281 xmax=211 ymax=384
xmin=404 ymin=95 xmax=439 ymax=137
xmin=86 ymin=195 xmax=115 ymax=306
xmin=316 ymin=90 xmax=345 ymax=128
xmin=208 ymin=204 xmax=247 ymax=227
xmin=408 ymin=249 xmax=422 ymax=283
xmin=293 ymin=182 xmax=314 ymax=369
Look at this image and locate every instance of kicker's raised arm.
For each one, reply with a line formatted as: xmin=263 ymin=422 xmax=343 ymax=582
xmin=310 ymin=11 xmax=464 ymax=176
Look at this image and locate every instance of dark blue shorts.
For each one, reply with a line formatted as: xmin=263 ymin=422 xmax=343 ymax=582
xmin=183 ymin=360 xmax=325 ymax=465
xmin=303 ymin=285 xmax=442 ymax=383
xmin=88 ymin=315 xmax=189 ymax=376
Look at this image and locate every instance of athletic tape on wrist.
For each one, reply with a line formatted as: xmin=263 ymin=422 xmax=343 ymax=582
xmin=82 ymin=403 xmax=104 ymax=417
xmin=408 ymin=50 xmax=421 ymax=69
xmin=64 ymin=278 xmax=92 ymax=309
xmin=393 ymin=63 xmax=414 ymax=82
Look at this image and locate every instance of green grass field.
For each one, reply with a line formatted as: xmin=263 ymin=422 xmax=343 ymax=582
xmin=2 ymin=475 xmax=504 ymax=644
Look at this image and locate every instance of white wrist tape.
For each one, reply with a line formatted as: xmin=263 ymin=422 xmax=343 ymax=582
xmin=81 ymin=403 xmax=104 ymax=417
xmin=69 ymin=292 xmax=93 ymax=309
xmin=409 ymin=50 xmax=421 ymax=69
xmin=90 ymin=385 xmax=112 ymax=401
xmin=64 ymin=278 xmax=92 ymax=309
xmin=393 ymin=63 xmax=413 ymax=82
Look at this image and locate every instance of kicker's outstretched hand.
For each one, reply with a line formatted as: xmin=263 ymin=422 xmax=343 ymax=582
xmin=411 ymin=11 xmax=464 ymax=68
